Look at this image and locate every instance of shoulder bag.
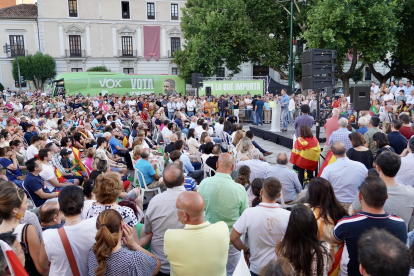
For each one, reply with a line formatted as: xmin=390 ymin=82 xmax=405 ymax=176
xmin=58 ymin=227 xmax=81 ymax=276
xmin=22 ymin=224 xmax=42 ymax=276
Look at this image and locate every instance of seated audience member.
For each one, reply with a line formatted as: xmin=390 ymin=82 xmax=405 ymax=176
xmin=231 ymin=177 xmax=290 ymax=276
xmin=39 ymin=149 xmax=75 ymax=192
xmin=107 ymin=130 xmax=134 ymax=170
xmin=387 ymin=119 xmax=408 ymax=154
xmin=333 ymin=177 xmax=407 ymax=276
xmin=81 ymin=180 xmax=96 ymax=219
xmin=164 ymin=134 xmax=178 ymax=158
xmin=236 ymin=148 xmax=270 ymax=182
xmin=358 ymin=228 xmax=411 ymax=276
xmin=245 ymin=130 xmax=272 ymax=156
xmin=346 ymin=132 xmax=373 ymax=169
xmin=352 ymin=151 xmax=414 ymax=228
xmin=328 ymin=117 xmax=352 ymax=150
xmin=88 ymin=209 xmax=161 ymax=276
xmin=165 ymin=192 xmax=229 ymax=276
xmin=397 ymin=137 xmax=414 ymax=186
xmin=174 ymin=160 xmax=197 ymax=190
xmin=321 ymin=141 xmax=367 ymax=210
xmin=363 ymin=116 xmax=384 ymax=155
xmin=38 ymin=201 xmax=64 ymax=231
xmin=260 ymin=258 xmax=295 ymax=276
xmin=234 ymin=165 xmax=251 ymax=188
xmin=0 ymin=146 xmax=23 ymax=188
xmin=0 ymin=187 xmax=46 ymax=275
xmin=39 ymin=186 xmax=99 ymax=276
xmin=23 ymin=123 xmax=37 ymax=145
xmin=0 ymin=231 xmax=26 ymax=274
xmin=23 ymin=158 xmax=58 ymax=207
xmin=372 ymin=132 xmax=395 ymax=163
xmin=144 ymin=163 xmax=186 ymax=275
xmin=205 ymin=144 xmax=221 ymax=176
xmin=265 ymin=153 xmax=306 ymax=204
xmin=356 ymin=117 xmax=369 ymax=135
xmin=399 ymin=114 xmax=414 ymax=140
xmin=237 ymin=140 xmax=253 ymax=161
xmin=276 ymin=205 xmax=332 ymax=276
xmin=174 ymin=139 xmax=204 ymax=184
xmin=134 ymin=148 xmax=163 ymax=189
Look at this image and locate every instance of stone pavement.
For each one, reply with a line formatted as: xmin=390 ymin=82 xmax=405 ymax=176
xmin=242 ymin=125 xmax=293 ymax=168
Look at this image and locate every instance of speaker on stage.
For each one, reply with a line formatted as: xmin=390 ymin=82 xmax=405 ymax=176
xmin=205 ymin=86 xmax=212 ymax=97
xmin=350 ymin=86 xmax=370 ymax=111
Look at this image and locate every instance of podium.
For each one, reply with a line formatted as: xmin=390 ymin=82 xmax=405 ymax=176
xmin=269 ymin=102 xmax=281 ymax=132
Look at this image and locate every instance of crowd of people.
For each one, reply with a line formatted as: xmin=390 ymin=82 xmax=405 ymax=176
xmin=0 ymin=88 xmax=412 ymax=276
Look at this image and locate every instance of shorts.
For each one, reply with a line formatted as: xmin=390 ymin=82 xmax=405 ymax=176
xmin=66 ymin=179 xmax=76 ymax=184
xmin=110 ymin=166 xmax=120 ymax=172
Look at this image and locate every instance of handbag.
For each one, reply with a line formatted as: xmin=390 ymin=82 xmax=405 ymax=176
xmin=22 ymin=224 xmax=42 ymax=276
xmin=58 ymin=227 xmax=81 ymax=276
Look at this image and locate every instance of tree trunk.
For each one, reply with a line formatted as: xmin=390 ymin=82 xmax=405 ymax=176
xmin=341 ymin=76 xmax=350 ymax=96
xmin=368 ymin=63 xmax=392 ymax=84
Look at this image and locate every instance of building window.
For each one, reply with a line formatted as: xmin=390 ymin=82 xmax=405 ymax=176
xmin=121 ymin=36 xmax=133 ymax=56
xmin=123 ymin=68 xmax=134 ymax=74
xmin=171 ymin=4 xmax=178 ymax=20
xmin=121 ymin=1 xmax=130 ymax=19
xmin=147 ymin=3 xmax=155 ymax=20
xmin=68 ymin=0 xmax=77 ymax=17
xmin=365 ymin=66 xmax=372 ymax=81
xmin=9 ymin=35 xmax=25 ymax=57
xmin=170 ymin=37 xmax=180 ymax=57
xmin=172 ymin=68 xmax=179 ymax=75
xmin=69 ymin=35 xmax=82 ymax=57
xmin=216 ymin=67 xmax=225 ymax=78
xmin=71 ymin=68 xmax=83 ymax=72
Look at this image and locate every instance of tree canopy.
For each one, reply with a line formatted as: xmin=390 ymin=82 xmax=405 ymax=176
xmin=87 ymin=66 xmax=110 ymax=72
xmin=12 ymin=52 xmax=56 ymax=90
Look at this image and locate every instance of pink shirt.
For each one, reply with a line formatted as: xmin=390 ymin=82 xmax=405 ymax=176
xmin=324 ymin=116 xmax=339 ymax=146
xmin=84 ymin=158 xmax=93 ymax=176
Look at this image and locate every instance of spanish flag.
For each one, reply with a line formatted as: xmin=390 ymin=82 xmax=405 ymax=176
xmin=290 ymin=137 xmax=321 ymax=171
xmin=55 ymin=166 xmax=66 ymax=183
xmin=0 ymin=240 xmax=29 ymax=276
xmin=122 ymin=135 xmax=129 ymax=148
xmin=71 ymin=146 xmax=87 ymax=174
xmin=317 ymin=150 xmax=337 ymax=177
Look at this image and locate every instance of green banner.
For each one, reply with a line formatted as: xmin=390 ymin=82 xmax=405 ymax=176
xmin=198 ymin=80 xmax=263 ymax=96
xmin=54 ymin=72 xmax=186 ymax=96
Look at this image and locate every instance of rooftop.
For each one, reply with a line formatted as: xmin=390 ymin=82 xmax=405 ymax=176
xmin=0 ymin=4 xmax=37 ymax=19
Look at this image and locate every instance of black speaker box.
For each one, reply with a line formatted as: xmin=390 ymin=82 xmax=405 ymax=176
xmin=205 ymin=86 xmax=211 ymax=97
xmin=350 ymin=86 xmax=371 ymax=111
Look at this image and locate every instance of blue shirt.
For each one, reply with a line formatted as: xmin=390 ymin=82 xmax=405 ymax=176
xmin=24 ymin=132 xmax=37 ymax=145
xmin=387 ymin=131 xmax=407 ymax=155
xmin=280 ymin=94 xmax=290 ymax=109
xmin=180 ymin=153 xmax=194 ymax=174
xmin=406 ymin=86 xmax=414 ymax=96
xmin=109 ymin=137 xmax=123 ymax=154
xmin=0 ymin=158 xmax=22 ymax=181
xmin=91 ymin=119 xmax=99 ymax=129
xmin=23 ymin=172 xmax=52 ymax=207
xmin=255 ymin=100 xmax=264 ymax=113
xmin=174 ymin=118 xmax=184 ymax=130
xmin=328 ymin=128 xmax=353 ymax=150
xmin=184 ymin=176 xmax=196 ymax=191
xmin=134 ymin=158 xmax=156 ymax=187
xmin=264 ymin=102 xmax=270 ymax=110
xmin=356 ymin=126 xmax=368 ymax=135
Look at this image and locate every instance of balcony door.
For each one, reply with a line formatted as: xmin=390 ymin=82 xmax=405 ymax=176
xmin=69 ymin=35 xmax=81 ymax=57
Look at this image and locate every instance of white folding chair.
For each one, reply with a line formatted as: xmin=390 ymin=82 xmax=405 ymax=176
xmin=134 ymin=168 xmax=161 ymax=197
xmin=278 ymin=190 xmax=297 ymax=209
xmin=205 ymin=165 xmax=216 ymax=177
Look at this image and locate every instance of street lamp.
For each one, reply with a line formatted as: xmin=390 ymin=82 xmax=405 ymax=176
xmin=3 ymin=43 xmax=23 ymax=94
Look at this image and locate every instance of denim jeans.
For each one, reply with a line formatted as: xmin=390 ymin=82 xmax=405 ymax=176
xmin=187 ymin=111 xmax=194 ymax=117
xmin=288 ymin=110 xmax=294 ymax=123
xmin=168 ymin=112 xmax=174 ymax=120
xmin=282 ymin=108 xmax=289 ymax=129
xmin=219 ymin=110 xmax=226 ymax=118
xmin=246 ymin=109 xmax=253 ymax=123
xmin=256 ymin=112 xmax=263 ymax=126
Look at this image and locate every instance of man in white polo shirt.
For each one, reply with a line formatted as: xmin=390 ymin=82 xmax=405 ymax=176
xmin=230 ymin=177 xmax=290 ymax=276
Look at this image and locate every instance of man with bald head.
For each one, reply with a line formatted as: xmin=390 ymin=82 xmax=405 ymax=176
xmin=321 ymin=141 xmax=367 ymax=209
xmin=144 ymin=163 xmax=186 ymax=275
xmin=198 ymin=153 xmax=249 ymax=276
xmin=164 ymin=192 xmax=229 ymax=276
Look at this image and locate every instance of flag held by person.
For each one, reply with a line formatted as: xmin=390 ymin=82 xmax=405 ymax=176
xmin=71 ymin=146 xmax=87 ymax=174
xmin=317 ymin=150 xmax=337 ymax=177
xmin=0 ymin=240 xmax=28 ymax=276
xmin=290 ymin=137 xmax=321 ymax=172
xmin=55 ymin=166 xmax=66 ymax=183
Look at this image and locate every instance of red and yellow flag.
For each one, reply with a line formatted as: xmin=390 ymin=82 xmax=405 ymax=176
xmin=71 ymin=146 xmax=87 ymax=173
xmin=289 ymin=137 xmax=321 ymax=171
xmin=317 ymin=150 xmax=337 ymax=177
xmin=122 ymin=135 xmax=129 ymax=148
xmin=55 ymin=166 xmax=66 ymax=183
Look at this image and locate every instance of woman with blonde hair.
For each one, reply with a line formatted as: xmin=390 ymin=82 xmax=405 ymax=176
xmin=132 ymin=145 xmax=142 ymax=164
xmin=237 ymin=140 xmax=252 ymax=161
xmin=236 ymin=137 xmax=253 ymax=152
xmin=88 ymin=209 xmax=160 ymax=276
xmin=199 ymin=131 xmax=209 ymax=145
xmin=11 ymin=126 xmax=25 ymax=145
xmin=232 ymin=130 xmax=245 ymax=146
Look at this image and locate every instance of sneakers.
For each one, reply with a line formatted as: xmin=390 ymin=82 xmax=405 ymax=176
xmin=281 ymin=128 xmax=287 ymax=132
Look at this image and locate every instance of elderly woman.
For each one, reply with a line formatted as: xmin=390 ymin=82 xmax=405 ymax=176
xmin=236 ymin=140 xmax=253 ymax=161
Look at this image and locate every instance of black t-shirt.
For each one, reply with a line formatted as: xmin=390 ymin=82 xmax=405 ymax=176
xmin=227 ymin=115 xmax=237 ymax=124
xmin=205 ymin=156 xmax=219 ymax=176
xmin=252 ymin=99 xmax=257 ymax=109
xmin=165 ymin=143 xmax=176 ymax=154
xmin=155 ymin=119 xmax=162 ymax=126
xmin=334 ymin=212 xmax=407 ymax=276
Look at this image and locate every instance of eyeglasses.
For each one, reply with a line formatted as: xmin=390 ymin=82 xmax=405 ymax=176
xmin=173 ymin=205 xmax=186 ymax=214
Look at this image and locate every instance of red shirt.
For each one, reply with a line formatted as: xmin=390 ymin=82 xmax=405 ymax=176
xmin=324 ymin=116 xmax=339 ymax=146
xmin=399 ymin=125 xmax=414 ymax=140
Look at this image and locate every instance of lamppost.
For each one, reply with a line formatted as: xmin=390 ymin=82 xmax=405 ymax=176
xmin=3 ymin=43 xmax=23 ymax=94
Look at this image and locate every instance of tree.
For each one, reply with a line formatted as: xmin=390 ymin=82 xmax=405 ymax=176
xmin=303 ymin=0 xmax=401 ymax=95
xmin=0 ymin=83 xmax=3 ymax=92
xmin=174 ymin=0 xmax=309 ymax=83
xmin=12 ymin=52 xmax=56 ymax=90
xmin=87 ymin=66 xmax=110 ymax=72
xmin=351 ymin=70 xmax=363 ymax=84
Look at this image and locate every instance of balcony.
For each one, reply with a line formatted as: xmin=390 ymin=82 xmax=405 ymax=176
xmin=65 ymin=49 xmax=86 ymax=58
xmin=118 ymin=50 xmax=137 ymax=58
xmin=7 ymin=50 xmax=27 ymax=58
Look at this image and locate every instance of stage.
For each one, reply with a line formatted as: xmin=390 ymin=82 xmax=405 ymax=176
xmin=248 ymin=123 xmax=326 ymax=149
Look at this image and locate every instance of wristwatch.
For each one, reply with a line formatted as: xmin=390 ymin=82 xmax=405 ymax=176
xmin=244 ymin=248 xmax=250 ymax=255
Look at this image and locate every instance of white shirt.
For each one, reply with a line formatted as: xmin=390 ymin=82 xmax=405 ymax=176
xmin=186 ymin=101 xmax=195 ymax=112
xmin=370 ymin=85 xmax=379 ymax=94
xmin=176 ymin=101 xmax=185 ymax=110
xmin=81 ymin=199 xmax=96 ymax=220
xmin=407 ymin=95 xmax=414 ymax=105
xmin=244 ymin=98 xmax=253 ymax=109
xmin=43 ymin=217 xmax=98 ymax=276
xmin=195 ymin=125 xmax=204 ymax=138
xmin=396 ymin=153 xmax=414 ymax=187
xmin=215 ymin=123 xmax=224 ymax=139
xmin=232 ymin=202 xmax=290 ymax=274
xmin=39 ymin=163 xmax=58 ymax=192
xmin=26 ymin=145 xmax=39 ymax=160
xmin=320 ymin=157 xmax=367 ymax=203
xmin=236 ymin=159 xmax=271 ymax=183
xmin=288 ymin=99 xmax=295 ymax=111
xmin=383 ymin=93 xmax=394 ymax=103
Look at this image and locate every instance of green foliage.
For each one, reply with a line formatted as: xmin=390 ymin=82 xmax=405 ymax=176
xmin=352 ymin=70 xmax=363 ymax=84
xmin=87 ymin=66 xmax=110 ymax=72
xmin=0 ymin=83 xmax=3 ymax=92
xmin=12 ymin=52 xmax=56 ymax=90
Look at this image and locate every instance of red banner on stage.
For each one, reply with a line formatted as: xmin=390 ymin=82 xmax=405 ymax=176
xmin=144 ymin=26 xmax=160 ymax=61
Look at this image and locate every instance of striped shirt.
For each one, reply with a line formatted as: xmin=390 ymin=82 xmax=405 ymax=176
xmin=334 ymin=212 xmax=407 ymax=276
xmin=144 ymin=186 xmax=186 ymax=274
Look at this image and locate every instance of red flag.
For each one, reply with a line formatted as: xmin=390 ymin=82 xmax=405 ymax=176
xmin=122 ymin=135 xmax=129 ymax=148
xmin=55 ymin=166 xmax=66 ymax=183
xmin=0 ymin=240 xmax=28 ymax=276
xmin=317 ymin=150 xmax=337 ymax=177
